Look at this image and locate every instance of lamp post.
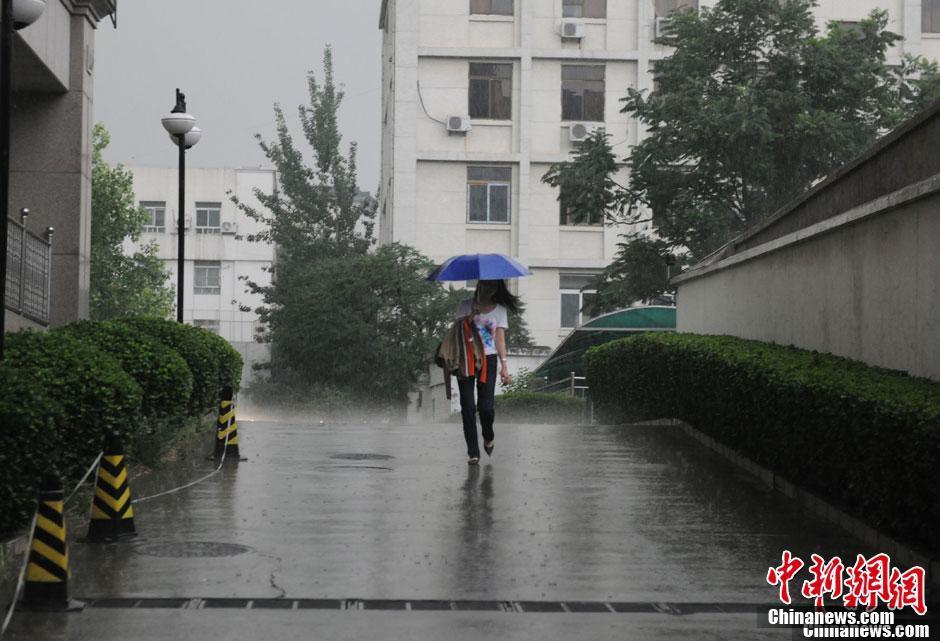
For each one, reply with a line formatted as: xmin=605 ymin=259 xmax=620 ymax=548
xmin=161 ymin=89 xmax=200 ymax=324
xmin=0 ymin=0 xmax=46 ymax=361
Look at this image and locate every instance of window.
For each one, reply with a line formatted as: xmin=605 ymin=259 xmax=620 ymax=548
xmin=562 ymin=65 xmax=605 ymax=122
xmin=469 ymin=63 xmax=512 ymax=120
xmin=193 ymin=319 xmax=220 ymax=334
xmin=195 ymin=202 xmax=222 ymax=234
xmin=560 ymin=273 xmax=598 ymax=328
xmin=563 ymin=0 xmax=606 ymax=19
xmin=835 ymin=21 xmax=865 ymax=37
xmin=141 ymin=201 xmax=166 ymax=232
xmin=194 ymin=261 xmax=221 ymax=295
xmin=655 ymin=0 xmax=698 ymax=17
xmin=924 ymin=0 xmax=940 ymax=33
xmin=467 ymin=166 xmax=511 ymax=223
xmin=559 ymin=187 xmax=604 ymax=226
xmin=470 ymin=0 xmax=513 ymax=15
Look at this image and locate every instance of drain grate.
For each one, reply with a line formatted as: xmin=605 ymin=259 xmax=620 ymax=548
xmin=329 ymin=465 xmax=394 ymax=472
xmin=81 ymin=598 xmax=782 ymax=614
xmin=329 ymin=453 xmax=395 ymax=461
xmin=296 ymin=599 xmax=345 ymax=610
xmin=204 ymin=599 xmax=251 ymax=609
xmin=134 ymin=542 xmax=253 ymax=558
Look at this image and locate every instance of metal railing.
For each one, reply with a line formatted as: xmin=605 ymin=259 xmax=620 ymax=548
xmin=533 ymin=371 xmax=589 ymax=398
xmin=5 ymin=211 xmax=53 ymax=326
xmin=530 ymin=371 xmax=593 ymax=423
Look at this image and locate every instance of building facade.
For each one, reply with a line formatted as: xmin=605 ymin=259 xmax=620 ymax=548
xmin=378 ymin=0 xmax=940 ymax=349
xmin=126 ymin=167 xmax=276 ymax=384
xmin=5 ymin=0 xmax=117 ymax=331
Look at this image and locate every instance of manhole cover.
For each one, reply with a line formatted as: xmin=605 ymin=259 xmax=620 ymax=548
xmin=134 ymin=542 xmax=253 ymax=558
xmin=329 ymin=453 xmax=395 ymax=461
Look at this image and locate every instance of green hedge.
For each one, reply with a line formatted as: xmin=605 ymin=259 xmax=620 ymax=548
xmin=0 ymin=365 xmax=64 ymax=531
xmin=199 ymin=328 xmax=243 ymax=393
xmin=584 ymin=333 xmax=940 ymax=551
xmin=58 ymin=320 xmax=194 ymax=421
xmin=495 ymin=392 xmax=587 ymax=424
xmin=115 ymin=318 xmax=220 ymax=413
xmin=4 ymin=331 xmax=143 ymax=483
xmin=0 ymin=318 xmax=243 ymax=537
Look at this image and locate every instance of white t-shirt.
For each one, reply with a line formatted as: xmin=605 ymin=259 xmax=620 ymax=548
xmin=457 ymin=299 xmax=509 ymax=356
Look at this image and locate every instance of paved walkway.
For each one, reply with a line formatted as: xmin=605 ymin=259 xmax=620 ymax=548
xmin=8 ymin=418 xmax=876 ymax=640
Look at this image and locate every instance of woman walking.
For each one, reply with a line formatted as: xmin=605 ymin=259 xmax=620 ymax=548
xmin=457 ymin=279 xmax=518 ymax=465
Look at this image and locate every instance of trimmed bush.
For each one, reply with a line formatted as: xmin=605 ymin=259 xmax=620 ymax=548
xmin=495 ymin=391 xmax=587 ymax=424
xmin=197 ymin=328 xmax=243 ymax=392
xmin=57 ymin=320 xmax=194 ymax=421
xmin=585 ymin=333 xmax=940 ymax=551
xmin=4 ymin=331 xmax=143 ymax=486
xmin=115 ymin=318 xmax=220 ymax=413
xmin=0 ymin=364 xmax=64 ymax=533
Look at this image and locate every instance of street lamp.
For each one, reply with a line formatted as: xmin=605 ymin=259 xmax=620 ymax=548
xmin=0 ymin=0 xmax=46 ymax=360
xmin=161 ymin=89 xmax=200 ymax=324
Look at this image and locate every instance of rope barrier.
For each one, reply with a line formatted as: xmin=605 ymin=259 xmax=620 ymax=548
xmin=2 ymin=416 xmax=234 ymax=637
xmin=1 ymin=452 xmax=104 ymax=549
xmin=0 ymin=454 xmax=101 ymax=639
xmin=131 ymin=429 xmax=230 ymax=505
xmin=0 ymin=514 xmax=36 ymax=639
xmin=64 ymin=452 xmax=104 ymax=506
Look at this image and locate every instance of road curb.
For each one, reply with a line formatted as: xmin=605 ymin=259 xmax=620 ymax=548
xmin=659 ymin=420 xmax=939 ymax=601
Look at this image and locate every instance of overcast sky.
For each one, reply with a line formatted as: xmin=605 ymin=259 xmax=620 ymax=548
xmin=94 ymin=0 xmax=383 ymax=191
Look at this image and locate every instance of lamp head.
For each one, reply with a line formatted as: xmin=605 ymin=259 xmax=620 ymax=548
xmin=169 ymin=126 xmax=202 ymax=150
xmin=12 ymin=0 xmax=46 ymax=30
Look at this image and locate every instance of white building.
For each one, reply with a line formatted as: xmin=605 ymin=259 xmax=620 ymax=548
xmin=378 ymin=0 xmax=940 ymax=349
xmin=125 ymin=167 xmax=276 ymax=384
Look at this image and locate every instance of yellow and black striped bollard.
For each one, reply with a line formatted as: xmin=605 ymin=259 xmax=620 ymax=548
xmin=19 ymin=470 xmax=84 ymax=611
xmin=86 ymin=431 xmax=136 ymax=542
xmin=215 ymin=385 xmax=241 ymax=462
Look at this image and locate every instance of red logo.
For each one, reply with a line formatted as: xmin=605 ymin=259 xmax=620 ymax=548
xmin=767 ymin=552 xmax=926 ymax=615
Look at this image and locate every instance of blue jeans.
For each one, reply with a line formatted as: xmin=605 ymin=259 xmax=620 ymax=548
xmin=457 ymin=355 xmax=498 ymax=458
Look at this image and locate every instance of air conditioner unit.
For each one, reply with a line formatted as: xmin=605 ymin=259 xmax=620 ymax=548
xmin=171 ymin=216 xmax=191 ymax=232
xmin=655 ymin=17 xmax=668 ymax=38
xmin=559 ymin=20 xmax=586 ymax=40
xmin=569 ymin=122 xmax=599 ymax=142
xmin=447 ymin=116 xmax=472 ymax=134
xmin=221 ymin=221 xmax=238 ymax=234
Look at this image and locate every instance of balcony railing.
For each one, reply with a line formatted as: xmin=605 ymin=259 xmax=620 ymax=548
xmin=5 ymin=212 xmax=53 ymax=326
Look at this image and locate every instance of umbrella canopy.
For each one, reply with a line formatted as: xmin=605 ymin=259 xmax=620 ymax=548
xmin=427 ymin=253 xmax=532 ymax=282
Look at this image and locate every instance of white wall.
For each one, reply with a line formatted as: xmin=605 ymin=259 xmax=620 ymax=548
xmin=382 ymin=0 xmax=940 ymax=353
xmin=125 ymin=167 xmax=276 ymax=384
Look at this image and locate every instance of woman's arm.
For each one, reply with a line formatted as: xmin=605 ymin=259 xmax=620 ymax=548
xmin=495 ymin=327 xmax=511 ymax=385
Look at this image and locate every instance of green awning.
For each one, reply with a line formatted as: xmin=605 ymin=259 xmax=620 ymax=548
xmin=533 ymin=306 xmax=676 ymax=383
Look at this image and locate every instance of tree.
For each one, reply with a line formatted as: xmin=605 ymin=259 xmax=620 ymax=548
xmin=90 ymin=124 xmax=174 ymax=320
xmin=265 ymin=244 xmax=459 ymax=404
xmin=233 ymin=46 xmax=375 ymax=265
xmin=236 ymin=48 xmax=478 ymax=405
xmin=544 ymin=0 xmax=940 ymax=311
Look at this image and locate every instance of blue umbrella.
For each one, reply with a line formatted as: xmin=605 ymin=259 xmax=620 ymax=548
xmin=427 ymin=253 xmax=532 ymax=282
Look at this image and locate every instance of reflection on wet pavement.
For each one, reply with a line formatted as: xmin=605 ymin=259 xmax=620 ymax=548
xmin=60 ymin=420 xmax=870 ymax=604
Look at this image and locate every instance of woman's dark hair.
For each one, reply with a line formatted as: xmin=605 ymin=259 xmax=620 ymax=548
xmin=476 ymin=279 xmax=520 ymax=314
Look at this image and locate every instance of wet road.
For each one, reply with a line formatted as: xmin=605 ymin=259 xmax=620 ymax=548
xmin=8 ymin=419 xmax=875 ymax=640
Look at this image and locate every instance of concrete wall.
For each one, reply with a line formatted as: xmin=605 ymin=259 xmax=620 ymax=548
xmin=7 ymin=1 xmax=116 ymax=328
xmin=675 ymin=103 xmax=940 ymax=382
